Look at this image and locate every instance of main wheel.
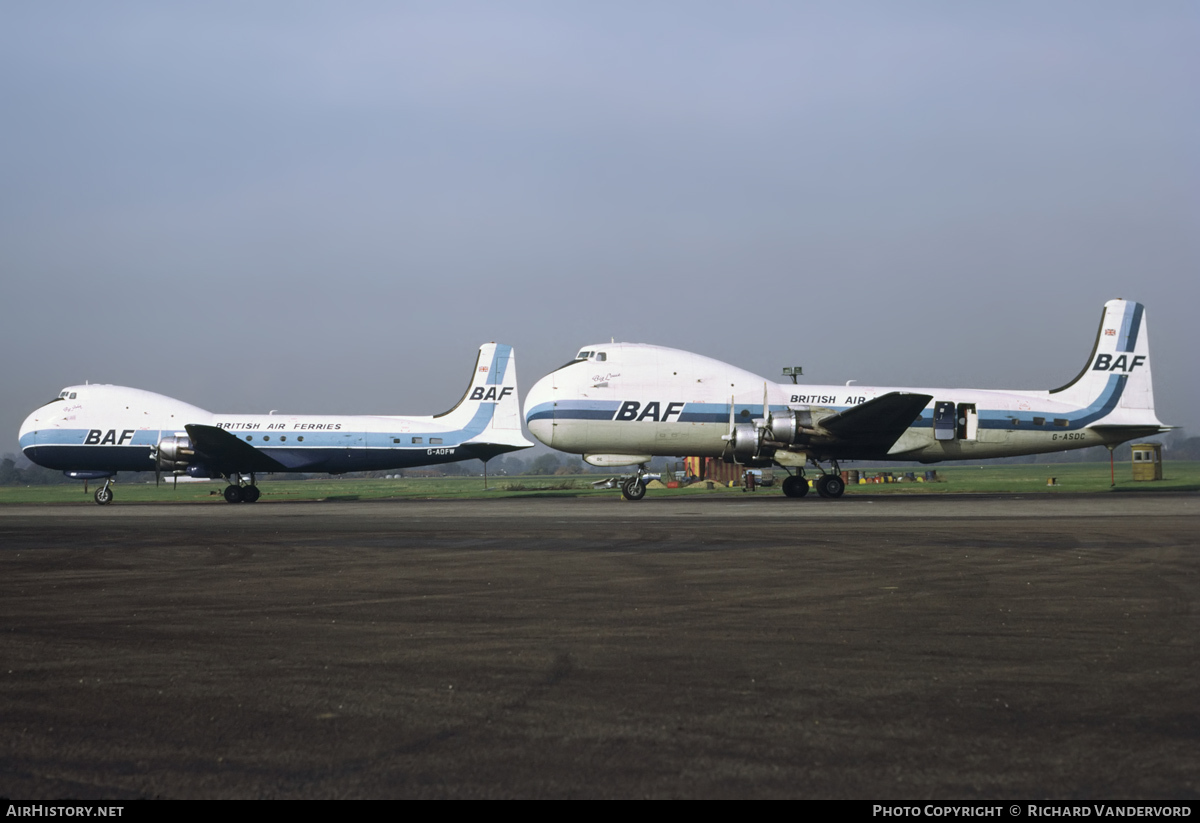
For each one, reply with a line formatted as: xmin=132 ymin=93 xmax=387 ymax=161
xmin=223 ymin=484 xmax=244 ymax=504
xmin=94 ymin=487 xmax=113 ymax=505
xmin=242 ymin=485 xmax=261 ymax=503
xmin=781 ymin=475 xmax=809 ymax=498
xmin=621 ymin=478 xmax=646 ymax=501
xmin=816 ymin=474 xmax=846 ymax=499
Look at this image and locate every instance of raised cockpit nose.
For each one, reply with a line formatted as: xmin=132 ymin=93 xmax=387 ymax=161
xmin=19 ymin=403 xmax=56 ymax=455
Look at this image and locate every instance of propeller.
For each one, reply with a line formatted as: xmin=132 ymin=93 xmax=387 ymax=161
xmin=150 ymin=445 xmax=161 ymax=487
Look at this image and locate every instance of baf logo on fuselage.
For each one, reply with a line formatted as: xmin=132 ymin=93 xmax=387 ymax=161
xmin=613 ymin=401 xmax=685 ymax=422
xmin=1093 ymin=354 xmax=1146 ymax=373
xmin=84 ymin=429 xmax=134 ymax=445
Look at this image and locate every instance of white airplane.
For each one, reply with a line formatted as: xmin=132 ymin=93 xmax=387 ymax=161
xmin=20 ymin=343 xmax=532 ymax=504
xmin=524 ymin=299 xmax=1169 ymax=500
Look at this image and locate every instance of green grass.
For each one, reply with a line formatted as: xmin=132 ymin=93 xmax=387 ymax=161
xmin=2 ymin=462 xmax=1197 ymax=505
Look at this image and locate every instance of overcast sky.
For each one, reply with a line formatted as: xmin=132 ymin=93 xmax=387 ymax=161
xmin=3 ymin=1 xmax=1197 ymax=456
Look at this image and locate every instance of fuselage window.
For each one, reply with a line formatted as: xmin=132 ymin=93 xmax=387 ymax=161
xmin=297 ymin=436 xmax=304 ymax=442
xmin=412 ymin=437 xmax=423 ymax=444
xmin=263 ymin=436 xmax=270 ymax=441
xmin=393 ymin=438 xmax=401 ymax=444
xmin=245 ymin=435 xmax=252 ymax=441
xmin=280 ymin=436 xmax=287 ymax=442
xmin=430 ymin=438 xmax=443 ymax=445
xmin=1033 ymin=417 xmax=1046 ymax=426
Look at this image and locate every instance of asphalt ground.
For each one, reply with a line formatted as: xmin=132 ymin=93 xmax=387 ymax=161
xmin=1 ymin=493 xmax=1197 ymax=799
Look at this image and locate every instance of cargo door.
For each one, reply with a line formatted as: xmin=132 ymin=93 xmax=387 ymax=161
xmin=957 ymin=403 xmax=978 ymax=441
xmin=933 ymin=401 xmax=956 ymax=441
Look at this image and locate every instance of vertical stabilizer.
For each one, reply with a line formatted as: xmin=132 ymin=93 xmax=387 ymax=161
xmin=436 ymin=343 xmax=532 ymax=448
xmin=1050 ymin=300 xmax=1159 ymax=421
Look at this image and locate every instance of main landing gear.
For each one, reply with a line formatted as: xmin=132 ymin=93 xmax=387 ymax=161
xmin=813 ymin=472 xmax=846 ymax=499
xmin=781 ymin=461 xmax=846 ymax=500
xmin=222 ymin=473 xmax=261 ymax=504
xmin=781 ymin=474 xmax=809 ymax=498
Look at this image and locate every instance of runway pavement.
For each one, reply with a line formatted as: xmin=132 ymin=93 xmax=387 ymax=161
xmin=1 ymin=493 xmax=1197 ymax=798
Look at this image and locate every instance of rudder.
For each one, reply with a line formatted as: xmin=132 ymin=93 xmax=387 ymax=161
xmin=1050 ymin=299 xmax=1156 ymax=415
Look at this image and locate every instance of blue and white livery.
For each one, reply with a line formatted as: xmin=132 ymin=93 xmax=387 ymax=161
xmin=20 ymin=343 xmax=532 ymax=504
xmin=524 ymin=300 xmax=1169 ymax=500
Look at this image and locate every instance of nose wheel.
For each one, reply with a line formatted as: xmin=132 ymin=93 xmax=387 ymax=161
xmin=94 ymin=480 xmax=114 ymax=505
xmin=621 ymin=477 xmax=647 ymax=501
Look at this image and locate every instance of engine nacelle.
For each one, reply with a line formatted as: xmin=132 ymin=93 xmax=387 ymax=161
xmin=764 ymin=407 xmax=820 ymax=446
xmin=728 ymin=423 xmax=762 ymax=461
xmin=154 ymin=435 xmax=195 ymax=473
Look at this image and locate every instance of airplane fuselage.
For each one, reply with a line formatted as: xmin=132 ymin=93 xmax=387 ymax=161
xmin=20 ymin=385 xmax=511 ymax=475
xmin=19 ymin=343 xmax=532 ymax=503
xmin=524 ymin=300 xmax=1165 ymax=479
xmin=528 ymin=366 xmax=1125 ymax=465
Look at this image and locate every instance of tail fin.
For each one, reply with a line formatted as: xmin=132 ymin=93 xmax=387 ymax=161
xmin=1050 ymin=299 xmax=1163 ymax=425
xmin=436 ymin=343 xmax=533 ymax=450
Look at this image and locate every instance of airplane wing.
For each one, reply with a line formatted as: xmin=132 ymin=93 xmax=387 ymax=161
xmin=818 ymin=391 xmax=933 ymax=447
xmin=184 ymin=424 xmax=287 ymax=473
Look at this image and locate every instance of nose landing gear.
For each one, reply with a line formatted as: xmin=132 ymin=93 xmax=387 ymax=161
xmin=94 ymin=478 xmax=114 ymax=505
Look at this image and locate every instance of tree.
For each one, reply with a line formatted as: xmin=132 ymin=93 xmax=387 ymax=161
xmin=529 ymin=453 xmax=562 ymax=475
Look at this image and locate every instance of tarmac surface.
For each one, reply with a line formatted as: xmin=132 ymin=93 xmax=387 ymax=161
xmin=1 ymin=492 xmax=1197 ymax=799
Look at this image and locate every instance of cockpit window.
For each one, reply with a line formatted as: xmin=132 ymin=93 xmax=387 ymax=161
xmin=69 ymin=392 xmax=77 ymax=399
xmin=576 ymin=351 xmax=593 ymax=360
xmin=595 ymin=352 xmax=606 ymax=362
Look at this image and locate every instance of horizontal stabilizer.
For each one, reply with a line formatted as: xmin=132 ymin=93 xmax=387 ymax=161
xmin=185 ymin=424 xmax=287 ymax=473
xmin=1088 ymin=424 xmax=1173 ymax=442
xmin=819 ymin=392 xmax=933 ymax=445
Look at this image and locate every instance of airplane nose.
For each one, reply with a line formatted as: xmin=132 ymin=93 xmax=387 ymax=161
xmin=18 ymin=408 xmax=44 ymax=457
xmin=524 ymin=373 xmax=556 ymax=447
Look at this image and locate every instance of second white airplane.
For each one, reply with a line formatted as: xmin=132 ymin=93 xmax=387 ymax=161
xmin=20 ymin=342 xmax=532 ymax=504
xmin=524 ymin=299 xmax=1168 ymax=500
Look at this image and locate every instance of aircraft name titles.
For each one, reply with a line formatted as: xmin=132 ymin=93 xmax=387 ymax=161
xmin=790 ymin=395 xmax=867 ymax=406
xmin=216 ymin=422 xmax=344 ymax=431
